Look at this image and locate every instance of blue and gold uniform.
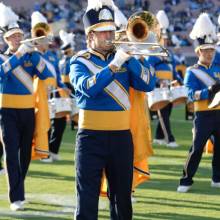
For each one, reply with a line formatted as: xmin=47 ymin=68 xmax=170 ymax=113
xmin=179 ymin=62 xmax=220 ymax=186
xmin=42 ymin=50 xmax=66 ymax=89
xmin=59 ymin=54 xmax=75 ymax=93
xmin=70 ymin=48 xmax=156 ymax=219
xmin=42 ymin=49 xmax=68 ymax=158
xmin=0 ymin=50 xmax=54 ymax=108
xmin=71 ymin=49 xmax=155 ymax=128
xmin=0 ymin=50 xmax=54 ymax=203
xmin=146 ymin=52 xmax=182 ymax=144
xmin=173 ymin=53 xmax=186 ymax=79
xmin=176 ymin=12 xmax=220 ymax=192
xmin=59 ymin=55 xmax=71 ymax=84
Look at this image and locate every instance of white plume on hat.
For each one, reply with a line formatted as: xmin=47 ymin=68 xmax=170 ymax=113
xmin=172 ymin=35 xmax=180 ymax=47
xmin=87 ymin=0 xmax=114 ymax=11
xmin=0 ymin=2 xmax=19 ymax=28
xmin=156 ymin=10 xmax=169 ymax=29
xmin=112 ymin=5 xmax=127 ymax=29
xmin=31 ymin=11 xmax=48 ymax=28
xmin=59 ymin=30 xmax=75 ymax=47
xmin=190 ymin=13 xmax=216 ymax=40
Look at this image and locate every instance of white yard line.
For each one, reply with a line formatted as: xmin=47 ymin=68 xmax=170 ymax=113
xmin=0 ymin=193 xmax=108 ymax=217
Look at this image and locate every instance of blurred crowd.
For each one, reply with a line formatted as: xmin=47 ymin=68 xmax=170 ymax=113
xmin=3 ymin=0 xmax=220 ymax=52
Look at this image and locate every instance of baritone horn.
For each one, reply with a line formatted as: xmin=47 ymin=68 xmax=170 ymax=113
xmin=109 ymin=11 xmax=168 ymax=56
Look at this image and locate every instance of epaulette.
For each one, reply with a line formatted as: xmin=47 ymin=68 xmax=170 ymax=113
xmin=72 ymin=50 xmax=91 ymax=61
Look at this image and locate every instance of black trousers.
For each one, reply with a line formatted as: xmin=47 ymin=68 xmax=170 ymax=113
xmin=0 ymin=142 xmax=3 ymax=169
xmin=180 ymin=110 xmax=220 ymax=186
xmin=75 ymin=129 xmax=133 ymax=220
xmin=155 ymin=103 xmax=175 ymax=142
xmin=0 ymin=108 xmax=35 ymax=202
xmin=48 ymin=117 xmax=66 ymax=154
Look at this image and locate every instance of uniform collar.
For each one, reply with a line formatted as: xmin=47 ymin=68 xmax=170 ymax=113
xmin=198 ymin=61 xmax=212 ymax=69
xmin=88 ymin=48 xmax=113 ymax=61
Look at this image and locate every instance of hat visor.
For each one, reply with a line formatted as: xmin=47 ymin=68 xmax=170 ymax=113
xmin=93 ymin=25 xmax=116 ymax=32
xmin=195 ymin=44 xmax=215 ymax=52
xmin=4 ymin=28 xmax=24 ymax=38
xmin=86 ymin=22 xmax=116 ymax=34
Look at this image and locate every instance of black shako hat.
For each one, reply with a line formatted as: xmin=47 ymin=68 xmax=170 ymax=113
xmin=83 ymin=5 xmax=116 ymax=35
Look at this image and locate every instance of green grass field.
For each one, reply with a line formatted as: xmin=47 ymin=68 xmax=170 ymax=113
xmin=1 ymin=106 xmax=220 ymax=220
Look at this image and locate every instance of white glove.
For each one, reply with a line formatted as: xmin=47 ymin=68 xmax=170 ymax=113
xmin=17 ymin=42 xmax=34 ymax=55
xmin=110 ymin=48 xmax=131 ymax=68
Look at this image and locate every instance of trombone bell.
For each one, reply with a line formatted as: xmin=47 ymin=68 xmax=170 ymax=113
xmin=127 ymin=11 xmax=159 ymax=42
xmin=31 ymin=22 xmax=52 ymax=38
xmin=111 ymin=11 xmax=167 ymax=57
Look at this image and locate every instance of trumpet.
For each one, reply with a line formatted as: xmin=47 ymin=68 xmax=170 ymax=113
xmin=20 ymin=35 xmax=53 ymax=46
xmin=111 ymin=11 xmax=168 ymax=57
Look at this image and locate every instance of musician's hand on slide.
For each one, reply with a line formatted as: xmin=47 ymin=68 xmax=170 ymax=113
xmin=109 ymin=48 xmax=131 ymax=69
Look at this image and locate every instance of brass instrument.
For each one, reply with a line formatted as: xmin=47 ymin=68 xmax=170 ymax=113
xmin=20 ymin=35 xmax=53 ymax=46
xmin=21 ymin=22 xmax=54 ymax=46
xmin=31 ymin=22 xmax=51 ymax=38
xmin=110 ymin=11 xmax=168 ymax=56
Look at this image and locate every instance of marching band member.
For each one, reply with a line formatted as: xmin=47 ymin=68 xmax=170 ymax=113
xmin=59 ymin=30 xmax=77 ymax=129
xmin=146 ymin=10 xmax=182 ymax=148
xmin=59 ymin=30 xmax=75 ymax=93
xmin=70 ymin=0 xmax=156 ymax=219
xmin=30 ymin=12 xmax=70 ymax=162
xmin=172 ymin=41 xmax=187 ymax=79
xmin=0 ymin=3 xmax=55 ymax=211
xmin=177 ymin=13 xmax=220 ymax=193
xmin=171 ymin=35 xmax=194 ymax=121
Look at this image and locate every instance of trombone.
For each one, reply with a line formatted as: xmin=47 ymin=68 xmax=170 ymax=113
xmin=110 ymin=11 xmax=168 ymax=57
xmin=107 ymin=40 xmax=168 ymax=56
xmin=20 ymin=35 xmax=53 ymax=46
xmin=20 ymin=22 xmax=53 ymax=46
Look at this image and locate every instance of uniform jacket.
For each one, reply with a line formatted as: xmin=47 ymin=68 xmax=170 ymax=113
xmin=70 ymin=49 xmax=156 ymax=130
xmin=146 ymin=50 xmax=183 ymax=84
xmin=59 ymin=55 xmax=71 ymax=83
xmin=184 ymin=62 xmax=220 ymax=112
xmin=42 ymin=50 xmax=66 ymax=89
xmin=0 ymin=50 xmax=55 ymax=109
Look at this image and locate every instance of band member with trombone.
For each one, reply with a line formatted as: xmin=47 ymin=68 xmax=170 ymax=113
xmin=146 ymin=10 xmax=182 ymax=148
xmin=30 ymin=11 xmax=70 ymax=163
xmin=0 ymin=3 xmax=55 ymax=211
xmin=70 ymin=0 xmax=156 ymax=219
xmin=177 ymin=13 xmax=220 ymax=193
